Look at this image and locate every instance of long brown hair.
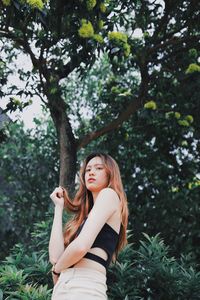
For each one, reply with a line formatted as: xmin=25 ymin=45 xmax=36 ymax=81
xmin=62 ymin=152 xmax=129 ymax=261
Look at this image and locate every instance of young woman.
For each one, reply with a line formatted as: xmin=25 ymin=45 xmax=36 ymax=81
xmin=49 ymin=152 xmax=129 ymax=300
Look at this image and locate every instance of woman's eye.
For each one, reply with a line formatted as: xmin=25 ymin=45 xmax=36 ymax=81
xmin=85 ymin=166 xmax=104 ymax=172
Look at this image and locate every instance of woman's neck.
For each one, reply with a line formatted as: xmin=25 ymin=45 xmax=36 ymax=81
xmin=92 ymin=191 xmax=100 ymax=203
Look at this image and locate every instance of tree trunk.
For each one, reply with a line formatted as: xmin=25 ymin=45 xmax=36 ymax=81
xmin=48 ymin=95 xmax=77 ymax=197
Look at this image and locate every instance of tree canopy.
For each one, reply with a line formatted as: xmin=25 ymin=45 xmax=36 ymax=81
xmin=1 ymin=0 xmax=199 ymax=193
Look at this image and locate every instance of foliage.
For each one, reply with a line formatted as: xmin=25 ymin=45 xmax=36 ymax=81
xmin=108 ymin=234 xmax=200 ymax=300
xmin=62 ymin=51 xmax=200 ymax=263
xmin=0 ymin=2 xmax=200 ymax=296
xmin=0 ymin=118 xmax=58 ymax=258
xmin=0 ymin=262 xmax=52 ymax=299
xmin=0 ymin=217 xmax=53 ymax=299
xmin=144 ymin=101 xmax=157 ymax=110
xmin=78 ymin=19 xmax=95 ymax=38
xmin=0 ymin=0 xmax=199 ymax=192
xmin=1 ymin=46 xmax=200 ymax=265
xmin=185 ymin=63 xmax=200 ymax=74
xmin=0 ymin=0 xmax=133 ymax=104
xmin=1 ymin=223 xmax=200 ymax=300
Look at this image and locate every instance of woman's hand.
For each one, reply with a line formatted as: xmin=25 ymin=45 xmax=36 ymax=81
xmin=52 ymin=272 xmax=60 ymax=285
xmin=51 ymin=266 xmax=60 ymax=285
xmin=50 ymin=186 xmax=64 ymax=208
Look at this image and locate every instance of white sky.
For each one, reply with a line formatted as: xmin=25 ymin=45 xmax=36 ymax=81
xmin=0 ymin=52 xmax=45 ymax=129
xmin=1 ymin=97 xmax=44 ymax=129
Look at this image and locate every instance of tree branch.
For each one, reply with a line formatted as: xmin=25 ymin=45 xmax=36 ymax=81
xmin=56 ymin=47 xmax=92 ymax=79
xmin=152 ymin=0 xmax=173 ymax=40
xmin=76 ymin=71 xmax=149 ymax=150
xmin=0 ymin=30 xmax=39 ymax=68
xmin=76 ymin=58 xmax=150 ymax=150
xmin=55 ymin=0 xmax=66 ymax=37
xmin=76 ymin=96 xmax=142 ymax=149
xmin=148 ymin=34 xmax=200 ymax=56
xmin=32 ymin=87 xmax=48 ymax=106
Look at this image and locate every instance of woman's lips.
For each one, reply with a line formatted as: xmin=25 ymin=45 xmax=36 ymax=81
xmin=88 ymin=178 xmax=95 ymax=182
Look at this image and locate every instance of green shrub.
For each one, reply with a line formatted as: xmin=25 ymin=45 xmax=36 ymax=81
xmin=1 ymin=220 xmax=200 ymax=300
xmin=0 ymin=243 xmax=52 ymax=299
xmin=108 ymin=234 xmax=200 ymax=300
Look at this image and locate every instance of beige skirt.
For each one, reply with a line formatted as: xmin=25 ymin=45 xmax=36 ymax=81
xmin=51 ymin=267 xmax=108 ymax=300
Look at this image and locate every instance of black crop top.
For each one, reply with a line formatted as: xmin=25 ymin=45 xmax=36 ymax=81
xmin=75 ymin=217 xmax=121 ymax=269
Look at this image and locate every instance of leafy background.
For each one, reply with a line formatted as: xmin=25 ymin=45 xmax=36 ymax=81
xmin=0 ymin=0 xmax=200 ymax=299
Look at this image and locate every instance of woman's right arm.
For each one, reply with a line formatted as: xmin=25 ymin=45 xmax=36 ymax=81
xmin=48 ymin=187 xmax=65 ymax=265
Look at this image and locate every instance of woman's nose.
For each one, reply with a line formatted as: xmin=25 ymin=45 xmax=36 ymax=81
xmin=89 ymin=168 xmax=95 ymax=175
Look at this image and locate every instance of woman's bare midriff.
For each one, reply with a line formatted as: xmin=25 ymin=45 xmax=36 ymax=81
xmin=73 ymin=248 xmax=107 ymax=275
xmin=72 ymin=207 xmax=122 ymax=275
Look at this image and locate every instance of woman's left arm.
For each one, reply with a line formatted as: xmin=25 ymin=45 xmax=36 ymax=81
xmin=54 ymin=188 xmax=120 ymax=273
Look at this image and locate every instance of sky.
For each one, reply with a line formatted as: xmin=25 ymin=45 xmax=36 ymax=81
xmin=0 ymin=52 xmax=45 ymax=129
xmin=1 ymin=97 xmax=44 ymax=129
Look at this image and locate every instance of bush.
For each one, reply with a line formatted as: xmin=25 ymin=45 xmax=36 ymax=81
xmin=1 ymin=220 xmax=200 ymax=300
xmin=0 ymin=218 xmax=53 ymax=300
xmin=108 ymin=233 xmax=200 ymax=300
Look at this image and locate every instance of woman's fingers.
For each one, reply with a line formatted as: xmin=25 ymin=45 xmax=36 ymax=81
xmin=56 ymin=187 xmax=64 ymax=198
xmin=55 ymin=186 xmax=63 ymax=193
xmin=51 ymin=187 xmax=64 ymax=197
xmin=50 ymin=186 xmax=64 ymax=205
xmin=50 ymin=187 xmax=65 ymax=208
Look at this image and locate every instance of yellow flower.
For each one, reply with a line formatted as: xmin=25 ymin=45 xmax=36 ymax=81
xmin=78 ymin=19 xmax=94 ymax=38
xmin=2 ymin=0 xmax=11 ymax=6
xmin=188 ymin=179 xmax=200 ymax=189
xmin=171 ymin=186 xmax=179 ymax=193
xmin=12 ymin=98 xmax=21 ymax=106
xmin=185 ymin=63 xmax=200 ymax=74
xmin=108 ymin=31 xmax=130 ymax=57
xmin=178 ymin=120 xmax=190 ymax=127
xmin=26 ymin=0 xmax=44 ymax=9
xmin=185 ymin=115 xmax=194 ymax=123
xmin=165 ymin=111 xmax=174 ymax=119
xmin=118 ymin=89 xmax=132 ymax=97
xmin=125 ymin=133 xmax=129 ymax=141
xmin=174 ymin=112 xmax=181 ymax=119
xmin=98 ymin=20 xmax=104 ymax=30
xmin=93 ymin=34 xmax=104 ymax=43
xmin=123 ymin=43 xmax=131 ymax=57
xmin=188 ymin=182 xmax=193 ymax=190
xmin=86 ymin=0 xmax=96 ymax=10
xmin=196 ymin=180 xmax=200 ymax=187
xmin=108 ymin=31 xmax=128 ymax=43
xmin=181 ymin=140 xmax=188 ymax=147
xmin=144 ymin=101 xmax=157 ymax=110
xmin=99 ymin=2 xmax=106 ymax=12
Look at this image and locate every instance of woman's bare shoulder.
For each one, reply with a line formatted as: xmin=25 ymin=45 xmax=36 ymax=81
xmin=99 ymin=187 xmax=120 ymax=200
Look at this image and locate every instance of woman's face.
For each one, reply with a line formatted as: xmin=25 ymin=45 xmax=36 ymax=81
xmin=84 ymin=156 xmax=109 ymax=193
